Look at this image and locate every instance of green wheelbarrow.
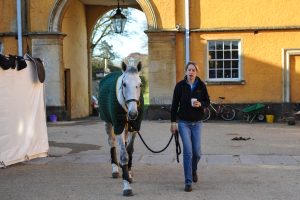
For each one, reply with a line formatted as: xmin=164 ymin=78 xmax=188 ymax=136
xmin=237 ymin=103 xmax=266 ymax=123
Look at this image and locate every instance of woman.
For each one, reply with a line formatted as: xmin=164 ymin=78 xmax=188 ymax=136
xmin=170 ymin=61 xmax=210 ymax=192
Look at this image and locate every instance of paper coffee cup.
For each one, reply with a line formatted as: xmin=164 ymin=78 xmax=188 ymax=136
xmin=191 ymin=98 xmax=197 ymax=107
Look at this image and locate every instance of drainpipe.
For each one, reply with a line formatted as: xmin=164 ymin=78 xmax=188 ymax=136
xmin=16 ymin=0 xmax=23 ymax=56
xmin=185 ymin=0 xmax=190 ymax=64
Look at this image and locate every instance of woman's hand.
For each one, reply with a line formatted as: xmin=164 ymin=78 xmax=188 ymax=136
xmin=170 ymin=122 xmax=177 ymax=135
xmin=192 ymin=100 xmax=202 ymax=108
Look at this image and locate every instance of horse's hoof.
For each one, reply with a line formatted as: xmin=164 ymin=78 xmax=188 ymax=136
xmin=112 ymin=172 xmax=119 ymax=178
xmin=112 ymin=163 xmax=119 ymax=178
xmin=123 ymin=180 xmax=133 ymax=196
xmin=123 ymin=189 xmax=133 ymax=196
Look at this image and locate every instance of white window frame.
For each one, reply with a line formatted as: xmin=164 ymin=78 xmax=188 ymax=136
xmin=206 ymin=40 xmax=242 ymax=82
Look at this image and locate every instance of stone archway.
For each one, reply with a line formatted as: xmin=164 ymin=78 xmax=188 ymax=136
xmin=46 ymin=0 xmax=176 ymax=119
xmin=48 ymin=0 xmax=158 ymax=32
xmin=136 ymin=0 xmax=157 ymax=30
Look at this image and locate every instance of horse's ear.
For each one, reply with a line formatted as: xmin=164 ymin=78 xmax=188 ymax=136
xmin=121 ymin=62 xmax=127 ymax=71
xmin=137 ymin=62 xmax=142 ymax=72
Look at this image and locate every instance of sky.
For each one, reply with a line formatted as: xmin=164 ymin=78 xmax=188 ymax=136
xmin=105 ymin=8 xmax=148 ymax=64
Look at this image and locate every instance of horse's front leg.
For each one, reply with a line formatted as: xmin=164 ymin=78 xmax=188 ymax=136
xmin=117 ymin=132 xmax=133 ymax=196
xmin=126 ymin=131 xmax=137 ymax=182
xmin=105 ymin=122 xmax=119 ymax=178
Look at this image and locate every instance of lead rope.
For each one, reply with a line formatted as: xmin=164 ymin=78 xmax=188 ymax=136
xmin=174 ymin=130 xmax=181 ymax=163
xmin=128 ymin=121 xmax=181 ymax=163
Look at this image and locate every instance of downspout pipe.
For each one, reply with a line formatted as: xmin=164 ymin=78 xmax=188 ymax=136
xmin=16 ymin=0 xmax=23 ymax=56
xmin=185 ymin=0 xmax=190 ymax=64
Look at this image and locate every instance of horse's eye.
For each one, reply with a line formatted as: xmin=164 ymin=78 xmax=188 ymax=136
xmin=123 ymin=83 xmax=126 ymax=87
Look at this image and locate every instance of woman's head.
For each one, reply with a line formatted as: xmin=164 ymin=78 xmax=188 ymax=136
xmin=185 ymin=61 xmax=199 ymax=81
xmin=185 ymin=61 xmax=199 ymax=72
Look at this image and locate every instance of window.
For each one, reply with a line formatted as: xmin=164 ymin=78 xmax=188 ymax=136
xmin=207 ymin=40 xmax=241 ymax=82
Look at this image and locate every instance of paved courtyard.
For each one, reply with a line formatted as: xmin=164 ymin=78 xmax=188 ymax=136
xmin=1 ymin=119 xmax=300 ymax=200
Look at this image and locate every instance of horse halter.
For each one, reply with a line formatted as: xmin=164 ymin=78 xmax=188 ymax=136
xmin=120 ymin=75 xmax=140 ymax=109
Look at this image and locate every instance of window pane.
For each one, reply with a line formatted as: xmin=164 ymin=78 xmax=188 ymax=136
xmin=216 ymin=51 xmax=223 ymax=59
xmin=224 ymin=41 xmax=230 ymax=49
xmin=217 ymin=70 xmax=223 ymax=78
xmin=232 ymin=50 xmax=238 ymax=59
xmin=217 ymin=61 xmax=223 ymax=69
xmin=209 ymin=51 xmax=215 ymax=59
xmin=232 ymin=41 xmax=238 ymax=49
xmin=207 ymin=40 xmax=240 ymax=80
xmin=209 ymin=61 xmax=216 ymax=69
xmin=232 ymin=60 xmax=239 ymax=68
xmin=224 ymin=70 xmax=231 ymax=78
xmin=216 ymin=41 xmax=223 ymax=50
xmin=232 ymin=69 xmax=239 ymax=78
xmin=209 ymin=70 xmax=216 ymax=78
xmin=224 ymin=51 xmax=230 ymax=59
xmin=209 ymin=42 xmax=215 ymax=50
xmin=224 ymin=61 xmax=231 ymax=68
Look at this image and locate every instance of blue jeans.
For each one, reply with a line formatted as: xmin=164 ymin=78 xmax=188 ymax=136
xmin=178 ymin=120 xmax=202 ymax=186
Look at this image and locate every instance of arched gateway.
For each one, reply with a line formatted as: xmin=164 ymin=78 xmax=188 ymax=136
xmin=37 ymin=0 xmax=176 ymax=120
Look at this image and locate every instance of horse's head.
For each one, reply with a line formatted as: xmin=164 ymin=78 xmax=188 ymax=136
xmin=120 ymin=61 xmax=142 ymax=120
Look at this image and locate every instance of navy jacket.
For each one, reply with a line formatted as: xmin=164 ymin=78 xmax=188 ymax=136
xmin=171 ymin=76 xmax=210 ymax=122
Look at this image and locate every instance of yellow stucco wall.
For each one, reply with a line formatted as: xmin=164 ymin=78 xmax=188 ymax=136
xmin=0 ymin=37 xmax=18 ymax=55
xmin=29 ymin=0 xmax=55 ymax=32
xmin=85 ymin=6 xmax=114 ymax=38
xmin=151 ymin=0 xmax=176 ymax=28
xmin=0 ymin=0 xmax=17 ymax=32
xmin=62 ymin=0 xmax=89 ymax=118
xmin=1 ymin=0 xmax=300 ymax=119
xmin=190 ymin=30 xmax=300 ymax=103
xmin=0 ymin=0 xmax=18 ymax=55
xmin=175 ymin=0 xmax=185 ymax=27
xmin=191 ymin=0 xmax=300 ymax=28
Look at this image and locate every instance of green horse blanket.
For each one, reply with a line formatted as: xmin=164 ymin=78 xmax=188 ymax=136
xmin=98 ymin=71 xmax=144 ymax=135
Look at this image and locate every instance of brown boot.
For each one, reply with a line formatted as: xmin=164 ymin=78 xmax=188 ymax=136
xmin=192 ymin=171 xmax=198 ymax=183
xmin=184 ymin=185 xmax=192 ymax=192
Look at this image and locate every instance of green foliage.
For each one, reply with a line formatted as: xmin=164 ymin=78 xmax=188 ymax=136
xmin=92 ymin=57 xmax=121 ymax=80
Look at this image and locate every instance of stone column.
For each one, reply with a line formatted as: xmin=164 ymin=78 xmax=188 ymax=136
xmin=146 ymin=31 xmax=177 ymax=105
xmin=30 ymin=33 xmax=66 ymax=119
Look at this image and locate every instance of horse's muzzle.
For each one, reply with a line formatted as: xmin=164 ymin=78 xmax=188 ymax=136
xmin=126 ymin=99 xmax=139 ymax=120
xmin=128 ymin=110 xmax=138 ymax=120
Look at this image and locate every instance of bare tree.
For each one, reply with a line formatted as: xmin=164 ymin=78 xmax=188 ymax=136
xmin=90 ymin=8 xmax=136 ymax=57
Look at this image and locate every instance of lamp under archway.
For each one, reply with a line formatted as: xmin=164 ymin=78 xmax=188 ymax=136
xmin=111 ymin=0 xmax=127 ymax=34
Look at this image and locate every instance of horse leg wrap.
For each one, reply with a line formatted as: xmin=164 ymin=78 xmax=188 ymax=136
xmin=122 ymin=180 xmax=133 ymax=196
xmin=110 ymin=147 xmax=118 ymax=165
xmin=110 ymin=147 xmax=119 ymax=178
xmin=127 ymin=151 xmax=132 ymax=170
xmin=126 ymin=148 xmax=134 ymax=182
xmin=126 ymin=132 xmax=136 ymax=172
xmin=121 ymin=164 xmax=133 ymax=196
xmin=121 ymin=164 xmax=132 ymax=183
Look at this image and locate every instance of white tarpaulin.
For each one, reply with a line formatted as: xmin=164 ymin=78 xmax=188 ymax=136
xmin=0 ymin=57 xmax=48 ymax=168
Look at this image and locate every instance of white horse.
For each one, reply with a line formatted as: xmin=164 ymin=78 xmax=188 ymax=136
xmin=98 ymin=61 xmax=143 ymax=196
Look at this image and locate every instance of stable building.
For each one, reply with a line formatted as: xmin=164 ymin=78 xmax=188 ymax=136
xmin=1 ymin=0 xmax=299 ymax=120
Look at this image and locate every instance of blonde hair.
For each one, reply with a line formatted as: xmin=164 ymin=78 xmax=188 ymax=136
xmin=185 ymin=61 xmax=199 ymax=72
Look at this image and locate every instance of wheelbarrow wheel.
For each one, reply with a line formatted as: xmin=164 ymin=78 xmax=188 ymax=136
xmin=257 ymin=114 xmax=265 ymax=121
xmin=221 ymin=106 xmax=236 ymax=121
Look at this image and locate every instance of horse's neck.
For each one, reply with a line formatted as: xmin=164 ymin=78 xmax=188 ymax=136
xmin=116 ymin=74 xmax=127 ymax=112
